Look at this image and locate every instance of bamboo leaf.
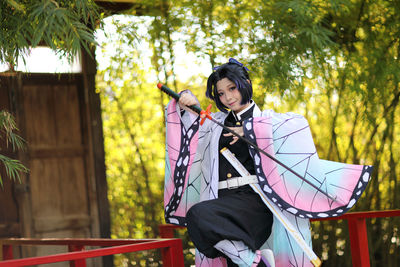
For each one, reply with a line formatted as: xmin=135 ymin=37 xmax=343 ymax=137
xmin=0 ymin=154 xmax=28 ymax=185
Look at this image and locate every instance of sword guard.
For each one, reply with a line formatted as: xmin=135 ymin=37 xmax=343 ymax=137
xmin=200 ymin=104 xmax=212 ymax=125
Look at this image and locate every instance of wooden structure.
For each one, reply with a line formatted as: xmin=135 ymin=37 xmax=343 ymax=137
xmin=0 ymin=1 xmax=162 ymax=266
xmin=0 ymin=50 xmax=110 ymax=266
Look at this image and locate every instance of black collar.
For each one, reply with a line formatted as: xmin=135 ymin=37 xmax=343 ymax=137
xmin=231 ymin=101 xmax=255 ymax=121
xmin=225 ymin=101 xmax=255 ymax=125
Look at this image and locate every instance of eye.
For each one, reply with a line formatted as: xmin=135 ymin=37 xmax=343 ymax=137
xmin=229 ymin=86 xmax=236 ymax=91
xmin=218 ymin=92 xmax=224 ymax=97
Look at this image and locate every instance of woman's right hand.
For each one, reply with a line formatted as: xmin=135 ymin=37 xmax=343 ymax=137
xmin=178 ymin=92 xmax=199 ymax=115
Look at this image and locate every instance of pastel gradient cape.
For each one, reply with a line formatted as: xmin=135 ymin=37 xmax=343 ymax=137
xmin=164 ymin=99 xmax=372 ymax=266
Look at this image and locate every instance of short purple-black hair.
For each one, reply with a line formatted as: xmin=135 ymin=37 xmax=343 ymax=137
xmin=206 ymin=60 xmax=252 ymax=113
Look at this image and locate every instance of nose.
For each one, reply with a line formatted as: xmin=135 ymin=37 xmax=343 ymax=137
xmin=225 ymin=91 xmax=233 ymax=101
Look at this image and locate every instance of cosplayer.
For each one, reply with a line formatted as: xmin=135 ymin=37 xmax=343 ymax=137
xmin=163 ymin=58 xmax=372 ymax=267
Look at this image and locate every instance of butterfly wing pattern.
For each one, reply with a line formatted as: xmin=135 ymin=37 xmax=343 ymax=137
xmin=164 ymin=100 xmax=201 ymax=226
xmin=244 ymin=112 xmax=372 ymax=219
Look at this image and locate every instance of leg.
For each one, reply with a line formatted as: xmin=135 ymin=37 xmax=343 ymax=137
xmin=186 ymin=186 xmax=274 ymax=263
xmin=214 ymin=240 xmax=262 ymax=267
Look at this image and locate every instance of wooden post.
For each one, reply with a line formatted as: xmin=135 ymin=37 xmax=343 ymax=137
xmin=81 ymin=45 xmax=112 ymax=267
xmin=347 ymin=218 xmax=370 ymax=267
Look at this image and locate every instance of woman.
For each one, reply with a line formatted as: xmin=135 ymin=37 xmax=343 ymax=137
xmin=163 ymin=58 xmax=372 ymax=267
xmin=180 ymin=59 xmax=275 ymax=267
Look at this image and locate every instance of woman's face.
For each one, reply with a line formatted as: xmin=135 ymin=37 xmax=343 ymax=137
xmin=216 ymin=78 xmax=250 ymax=113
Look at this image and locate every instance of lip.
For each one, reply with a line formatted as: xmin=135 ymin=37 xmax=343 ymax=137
xmin=228 ymin=101 xmax=236 ymax=106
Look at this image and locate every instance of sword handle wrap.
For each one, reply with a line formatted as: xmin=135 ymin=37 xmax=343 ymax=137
xmin=157 ymin=83 xmax=202 ymax=114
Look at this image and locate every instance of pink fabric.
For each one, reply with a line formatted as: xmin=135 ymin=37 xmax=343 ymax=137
xmin=164 ymin=101 xmax=182 ymax=206
xmin=250 ymin=116 xmax=370 ymax=215
xmin=164 ymin=104 xmax=371 ymax=266
xmin=252 ymin=250 xmax=262 ymax=267
xmin=164 ymin=100 xmax=199 ymax=217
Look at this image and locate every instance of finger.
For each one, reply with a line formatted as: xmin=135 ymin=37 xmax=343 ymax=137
xmin=229 ymin=137 xmax=238 ymax=145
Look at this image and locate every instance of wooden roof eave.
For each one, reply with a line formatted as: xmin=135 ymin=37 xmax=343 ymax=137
xmin=95 ymin=0 xmax=166 ymax=16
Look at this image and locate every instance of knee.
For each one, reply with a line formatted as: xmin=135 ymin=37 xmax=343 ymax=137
xmin=186 ymin=202 xmax=208 ymax=229
xmin=186 ymin=203 xmax=202 ymax=224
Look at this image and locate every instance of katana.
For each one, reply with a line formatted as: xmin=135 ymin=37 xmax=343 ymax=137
xmin=221 ymin=147 xmax=322 ymax=267
xmin=157 ymin=83 xmax=338 ymax=203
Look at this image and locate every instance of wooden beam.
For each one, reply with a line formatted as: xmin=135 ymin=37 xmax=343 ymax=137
xmin=28 ymin=146 xmax=86 ymax=159
xmin=95 ymin=0 xmax=165 ymax=16
xmin=96 ymin=0 xmax=141 ymax=3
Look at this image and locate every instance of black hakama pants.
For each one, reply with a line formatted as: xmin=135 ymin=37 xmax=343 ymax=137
xmin=186 ymin=185 xmax=274 ymax=263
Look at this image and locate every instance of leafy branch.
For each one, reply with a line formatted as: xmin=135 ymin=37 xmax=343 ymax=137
xmin=0 ymin=155 xmax=28 ymax=186
xmin=0 ymin=110 xmax=28 ymax=186
xmin=0 ymin=0 xmax=101 ymax=68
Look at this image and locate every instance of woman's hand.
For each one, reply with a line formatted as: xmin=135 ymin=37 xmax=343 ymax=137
xmin=223 ymin=126 xmax=244 ymax=145
xmin=178 ymin=92 xmax=199 ymax=115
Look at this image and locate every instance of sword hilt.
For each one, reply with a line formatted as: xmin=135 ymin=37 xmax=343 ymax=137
xmin=157 ymin=83 xmax=202 ymax=114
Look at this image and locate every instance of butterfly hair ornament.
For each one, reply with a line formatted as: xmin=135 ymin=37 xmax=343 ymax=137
xmin=213 ymin=57 xmax=249 ymax=71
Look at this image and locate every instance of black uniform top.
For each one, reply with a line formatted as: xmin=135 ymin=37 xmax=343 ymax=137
xmin=218 ymin=101 xmax=256 ymax=182
xmin=186 ymin=101 xmax=274 ymax=261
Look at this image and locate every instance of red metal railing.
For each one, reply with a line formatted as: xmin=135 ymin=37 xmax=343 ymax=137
xmin=310 ymin=210 xmax=400 ymax=267
xmin=2 ymin=210 xmax=398 ymax=266
xmin=0 ymin=238 xmax=184 ymax=267
xmin=159 ymin=209 xmax=400 ymax=267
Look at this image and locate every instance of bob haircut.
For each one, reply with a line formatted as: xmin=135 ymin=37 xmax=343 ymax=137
xmin=206 ymin=61 xmax=253 ymax=113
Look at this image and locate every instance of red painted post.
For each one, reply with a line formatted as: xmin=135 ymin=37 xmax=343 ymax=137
xmin=171 ymin=240 xmax=184 ymax=267
xmin=161 ymin=240 xmax=184 ymax=267
xmin=347 ymin=217 xmax=370 ymax=267
xmin=161 ymin=245 xmax=173 ymax=267
xmin=159 ymin=224 xmax=183 ymax=265
xmin=2 ymin=245 xmax=13 ymax=260
xmin=68 ymin=245 xmax=86 ymax=267
xmin=158 ymin=224 xmax=176 ymax=238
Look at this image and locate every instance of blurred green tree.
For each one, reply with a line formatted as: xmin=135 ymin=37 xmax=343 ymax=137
xmin=97 ymin=1 xmax=400 ymax=266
